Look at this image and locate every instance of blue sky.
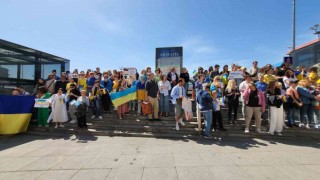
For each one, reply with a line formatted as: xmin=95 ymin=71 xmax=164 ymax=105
xmin=1 ymin=0 xmax=319 ymax=73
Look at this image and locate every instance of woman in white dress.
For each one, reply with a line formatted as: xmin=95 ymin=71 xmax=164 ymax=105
xmin=51 ymin=88 xmax=68 ymax=128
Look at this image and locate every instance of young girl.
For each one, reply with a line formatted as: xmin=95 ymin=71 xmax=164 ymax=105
xmin=76 ymin=90 xmax=90 ymax=129
xmin=117 ymin=76 xmax=129 ymax=119
xmin=89 ymin=80 xmax=103 ymax=119
xmin=51 ymin=88 xmax=68 ymax=128
xmin=136 ymin=75 xmax=146 ymax=115
xmin=225 ymin=79 xmax=240 ymax=124
xmin=267 ymin=81 xmax=284 ymax=135
xmin=36 ymin=86 xmax=51 ymax=127
xmin=158 ymin=74 xmax=171 ymax=117
xmin=128 ymin=76 xmax=137 ymax=111
xmin=211 ymin=82 xmax=226 ymax=131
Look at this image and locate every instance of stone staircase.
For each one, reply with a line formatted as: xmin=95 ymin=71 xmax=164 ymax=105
xmin=27 ymin=101 xmax=320 ymax=139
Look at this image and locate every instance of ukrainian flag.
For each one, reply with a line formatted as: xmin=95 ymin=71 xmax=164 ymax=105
xmin=110 ymin=85 xmax=137 ymax=107
xmin=0 ymin=95 xmax=35 ymax=134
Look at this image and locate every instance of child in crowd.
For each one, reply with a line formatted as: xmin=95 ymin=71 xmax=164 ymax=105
xmin=211 ymin=82 xmax=227 ymax=131
xmin=36 ymin=86 xmax=51 ymax=127
xmin=75 ymin=90 xmax=90 ymax=129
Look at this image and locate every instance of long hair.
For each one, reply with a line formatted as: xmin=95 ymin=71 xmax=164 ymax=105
xmin=267 ymin=80 xmax=276 ymax=94
xmin=226 ymin=79 xmax=236 ymax=93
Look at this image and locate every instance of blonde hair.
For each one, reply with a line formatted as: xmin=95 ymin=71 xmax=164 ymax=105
xmin=298 ymin=79 xmax=308 ymax=87
xmin=226 ymin=79 xmax=236 ymax=93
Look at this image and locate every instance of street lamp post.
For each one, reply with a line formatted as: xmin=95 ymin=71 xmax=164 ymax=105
xmin=292 ymin=0 xmax=296 ymax=51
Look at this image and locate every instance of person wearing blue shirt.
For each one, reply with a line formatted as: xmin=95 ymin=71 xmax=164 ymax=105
xmin=196 ymin=84 xmax=214 ymax=138
xmin=86 ymin=72 xmax=97 ymax=92
xmin=255 ymin=74 xmax=268 ymax=119
xmin=100 ymin=73 xmax=113 ymax=112
xmin=171 ymin=79 xmax=187 ymax=131
xmin=255 ymin=75 xmax=268 ymax=93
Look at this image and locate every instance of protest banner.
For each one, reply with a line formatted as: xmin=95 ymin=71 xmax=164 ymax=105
xmin=34 ymin=99 xmax=50 ymax=108
xmin=229 ymin=71 xmax=243 ymax=79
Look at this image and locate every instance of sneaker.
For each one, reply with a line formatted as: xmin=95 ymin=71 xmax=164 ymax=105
xmin=59 ymin=124 xmax=65 ymax=128
xmin=69 ymin=120 xmax=76 ymax=123
xmin=306 ymin=124 xmax=310 ymax=129
xmin=91 ymin=115 xmax=95 ymax=119
xmin=45 ymin=125 xmax=49 ymax=128
xmin=244 ymin=128 xmax=249 ymax=133
xmin=178 ymin=118 xmax=185 ymax=126
xmin=256 ymin=129 xmax=261 ymax=133
xmin=283 ymin=124 xmax=289 ymax=129
xmin=54 ymin=125 xmax=58 ymax=128
xmin=175 ymin=123 xmax=179 ymax=131
xmin=299 ymin=123 xmax=305 ymax=127
xmin=203 ymin=134 xmax=211 ymax=139
xmin=98 ymin=116 xmax=103 ymax=120
xmin=269 ymin=132 xmax=274 ymax=135
xmin=38 ymin=125 xmax=42 ymax=127
xmin=277 ymin=132 xmax=282 ymax=136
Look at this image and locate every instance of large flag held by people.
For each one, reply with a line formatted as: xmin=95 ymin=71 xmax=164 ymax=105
xmin=0 ymin=95 xmax=35 ymax=134
xmin=110 ymin=85 xmax=137 ymax=107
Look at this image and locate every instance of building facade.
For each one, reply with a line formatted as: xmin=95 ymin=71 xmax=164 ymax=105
xmin=290 ymin=39 xmax=320 ymax=68
xmin=0 ymin=39 xmax=70 ymax=94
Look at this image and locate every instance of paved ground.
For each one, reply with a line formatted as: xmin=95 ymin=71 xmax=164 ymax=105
xmin=0 ymin=134 xmax=320 ymax=180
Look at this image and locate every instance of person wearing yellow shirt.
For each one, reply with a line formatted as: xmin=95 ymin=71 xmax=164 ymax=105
xmin=78 ymin=71 xmax=87 ymax=92
xmin=66 ymin=78 xmax=77 ymax=94
xmin=263 ymin=69 xmax=276 ymax=84
xmin=307 ymin=67 xmax=319 ymax=84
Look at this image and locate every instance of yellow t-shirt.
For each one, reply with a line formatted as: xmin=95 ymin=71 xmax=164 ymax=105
xmin=317 ymin=78 xmax=320 ymax=84
xmin=307 ymin=72 xmax=318 ymax=83
xmin=78 ymin=78 xmax=87 ymax=91
xmin=263 ymin=74 xmax=276 ymax=84
xmin=66 ymin=82 xmax=77 ymax=94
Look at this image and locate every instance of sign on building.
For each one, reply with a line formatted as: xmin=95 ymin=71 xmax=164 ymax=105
xmin=156 ymin=47 xmax=183 ymax=75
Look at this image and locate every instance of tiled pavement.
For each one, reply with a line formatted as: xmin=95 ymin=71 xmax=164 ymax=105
xmin=0 ymin=134 xmax=320 ymax=180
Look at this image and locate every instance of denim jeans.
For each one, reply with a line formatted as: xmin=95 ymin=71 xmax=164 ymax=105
xmin=203 ymin=110 xmax=213 ymax=136
xmin=91 ymin=99 xmax=101 ymax=116
xmin=159 ymin=93 xmax=169 ymax=113
xmin=287 ymin=106 xmax=299 ymax=125
xmin=300 ymin=103 xmax=313 ymax=125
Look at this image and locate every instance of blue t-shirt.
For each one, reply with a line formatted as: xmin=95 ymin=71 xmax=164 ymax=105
xmin=255 ymin=81 xmax=268 ymax=93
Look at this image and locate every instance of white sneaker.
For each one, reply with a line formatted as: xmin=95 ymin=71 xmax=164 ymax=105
xmin=277 ymin=132 xmax=282 ymax=136
xmin=54 ymin=125 xmax=58 ymax=128
xmin=256 ymin=129 xmax=261 ymax=133
xmin=91 ymin=115 xmax=95 ymax=119
xmin=175 ymin=123 xmax=179 ymax=131
xmin=269 ymin=132 xmax=274 ymax=135
xmin=299 ymin=123 xmax=305 ymax=127
xmin=244 ymin=128 xmax=249 ymax=133
xmin=98 ymin=116 xmax=103 ymax=119
xmin=306 ymin=124 xmax=310 ymax=129
xmin=69 ymin=120 xmax=76 ymax=123
xmin=59 ymin=124 xmax=65 ymax=128
xmin=178 ymin=118 xmax=185 ymax=126
xmin=283 ymin=124 xmax=289 ymax=129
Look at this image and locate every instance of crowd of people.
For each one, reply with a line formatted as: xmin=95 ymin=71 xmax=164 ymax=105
xmin=10 ymin=61 xmax=320 ymax=138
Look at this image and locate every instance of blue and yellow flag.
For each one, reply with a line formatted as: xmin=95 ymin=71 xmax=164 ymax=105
xmin=0 ymin=95 xmax=35 ymax=134
xmin=110 ymin=85 xmax=137 ymax=107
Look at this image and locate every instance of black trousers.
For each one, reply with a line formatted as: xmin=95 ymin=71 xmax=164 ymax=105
xmin=101 ymin=93 xmax=111 ymax=111
xmin=212 ymin=110 xmax=223 ymax=129
xmin=228 ymin=100 xmax=239 ymax=122
xmin=77 ymin=115 xmax=87 ymax=128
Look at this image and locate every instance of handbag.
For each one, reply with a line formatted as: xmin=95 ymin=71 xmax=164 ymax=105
xmin=142 ymin=102 xmax=152 ymax=114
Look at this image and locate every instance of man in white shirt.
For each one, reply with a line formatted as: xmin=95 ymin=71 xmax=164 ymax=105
xmin=249 ymin=60 xmax=259 ymax=82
